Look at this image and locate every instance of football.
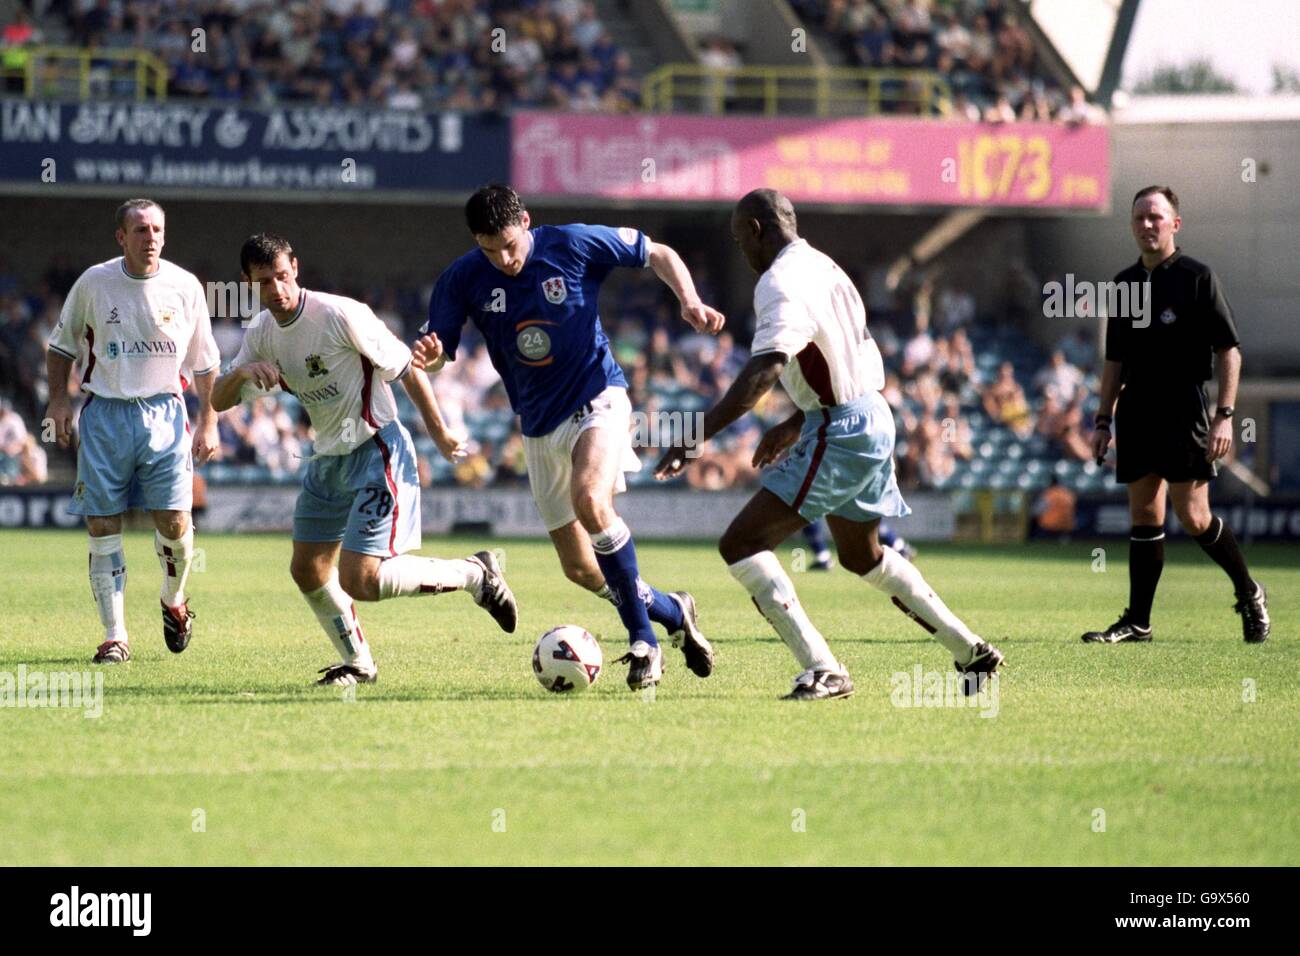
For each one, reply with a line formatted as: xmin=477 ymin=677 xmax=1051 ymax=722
xmin=532 ymin=625 xmax=603 ymax=693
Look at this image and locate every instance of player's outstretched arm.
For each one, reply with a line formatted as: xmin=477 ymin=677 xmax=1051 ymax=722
xmin=190 ymin=369 xmax=221 ymax=464
xmin=646 ymin=241 xmax=725 ymax=334
xmin=654 ymin=352 xmax=787 ymax=480
xmin=211 ymin=362 xmax=279 ymax=412
xmin=399 ymin=364 xmax=467 ymax=462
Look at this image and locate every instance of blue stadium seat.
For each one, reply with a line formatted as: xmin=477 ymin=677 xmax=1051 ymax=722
xmin=207 ymin=463 xmax=234 ymax=484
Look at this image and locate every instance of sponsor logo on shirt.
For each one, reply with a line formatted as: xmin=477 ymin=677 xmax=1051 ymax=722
xmin=104 ymin=339 xmax=178 ymax=360
xmin=121 ymin=340 xmax=178 ymax=356
xmin=516 ymin=325 xmax=553 ymax=362
xmin=618 ymin=227 xmax=638 ymax=245
xmin=305 ymin=353 xmax=328 ymax=377
xmin=106 ymin=307 xmax=121 ymax=324
xmin=296 ymin=382 xmax=342 ymax=405
xmin=542 ymin=276 xmax=567 ymax=305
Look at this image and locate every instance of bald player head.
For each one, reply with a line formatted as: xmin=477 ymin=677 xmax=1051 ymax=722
xmin=730 ymin=188 xmax=799 ymax=274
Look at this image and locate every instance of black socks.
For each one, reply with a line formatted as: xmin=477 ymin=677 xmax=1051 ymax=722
xmin=1195 ymin=516 xmax=1256 ymax=596
xmin=1128 ymin=525 xmax=1165 ymax=629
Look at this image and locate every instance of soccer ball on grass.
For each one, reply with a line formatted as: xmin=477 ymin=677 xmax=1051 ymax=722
xmin=532 ymin=625 xmax=602 ymax=693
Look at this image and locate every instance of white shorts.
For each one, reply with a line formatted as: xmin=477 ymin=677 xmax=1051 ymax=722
xmin=523 ymin=385 xmax=642 ymax=532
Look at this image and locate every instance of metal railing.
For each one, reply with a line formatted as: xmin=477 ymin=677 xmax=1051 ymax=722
xmin=0 ymin=46 xmax=167 ymax=101
xmin=642 ymin=64 xmax=950 ymax=117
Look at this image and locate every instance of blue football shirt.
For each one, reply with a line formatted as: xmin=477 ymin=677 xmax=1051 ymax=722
xmin=424 ymin=223 xmax=647 ymax=437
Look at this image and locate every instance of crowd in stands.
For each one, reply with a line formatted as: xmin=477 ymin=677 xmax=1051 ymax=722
xmin=787 ymin=0 xmax=1106 ymax=123
xmin=5 ymin=0 xmax=641 ymax=113
xmin=0 ymin=249 xmax=1104 ymax=494
xmin=856 ymin=260 xmax=1103 ymax=491
xmin=0 ymin=397 xmax=48 ymax=486
xmin=5 ymin=0 xmax=1112 ymax=123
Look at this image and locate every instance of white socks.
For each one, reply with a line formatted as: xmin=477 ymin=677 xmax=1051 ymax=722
xmin=89 ymin=526 xmax=197 ymax=645
xmin=88 ymin=533 xmax=128 ymax=643
xmin=375 ymin=555 xmax=483 ymax=601
xmin=728 ymin=551 xmax=839 ymax=672
xmin=863 ymin=546 xmax=981 ymax=664
xmin=302 ymin=558 xmax=485 ymax=671
xmin=156 ymin=526 xmax=195 ymax=608
xmin=303 ymin=569 xmax=373 ymax=669
xmin=589 ymin=518 xmax=632 ymax=554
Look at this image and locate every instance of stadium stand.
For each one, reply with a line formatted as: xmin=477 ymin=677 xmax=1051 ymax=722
xmin=8 ymin=0 xmax=642 ymax=112
xmin=785 ymin=0 xmax=1103 ymax=122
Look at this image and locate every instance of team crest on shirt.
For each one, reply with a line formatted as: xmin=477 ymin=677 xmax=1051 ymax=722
xmin=542 ymin=276 xmax=567 ymax=304
xmin=305 ymin=353 xmax=328 ymax=377
xmin=153 ymin=305 xmax=176 ymax=328
xmin=1159 ymin=307 xmax=1177 ymax=325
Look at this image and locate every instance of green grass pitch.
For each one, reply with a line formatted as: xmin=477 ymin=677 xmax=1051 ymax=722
xmin=1 ymin=529 xmax=1295 ymax=866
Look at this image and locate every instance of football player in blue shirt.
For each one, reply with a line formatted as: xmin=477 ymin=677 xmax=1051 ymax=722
xmin=415 ymin=185 xmax=725 ymax=690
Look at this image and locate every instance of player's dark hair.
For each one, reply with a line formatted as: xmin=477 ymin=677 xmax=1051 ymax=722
xmin=240 ymin=233 xmax=295 ymax=275
xmin=1132 ymin=185 xmax=1179 ymax=215
xmin=115 ymin=198 xmax=163 ymax=230
xmin=465 ymin=184 xmax=527 ymax=236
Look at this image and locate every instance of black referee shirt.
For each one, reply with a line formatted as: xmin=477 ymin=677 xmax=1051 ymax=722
xmin=1104 ymin=249 xmax=1240 ymax=387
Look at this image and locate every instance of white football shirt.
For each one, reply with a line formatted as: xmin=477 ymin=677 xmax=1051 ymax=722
xmin=749 ymin=239 xmax=884 ymax=412
xmin=47 ymin=257 xmax=220 ymax=400
xmin=233 ymin=289 xmax=412 ymax=457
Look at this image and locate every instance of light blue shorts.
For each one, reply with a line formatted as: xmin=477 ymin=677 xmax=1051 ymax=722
xmin=70 ymin=394 xmax=192 ymax=516
xmin=293 ymin=420 xmax=422 ymax=557
xmin=762 ymin=392 xmax=911 ymax=524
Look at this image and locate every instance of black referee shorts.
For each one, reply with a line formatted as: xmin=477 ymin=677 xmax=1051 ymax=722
xmin=1114 ymin=383 xmax=1217 ymax=484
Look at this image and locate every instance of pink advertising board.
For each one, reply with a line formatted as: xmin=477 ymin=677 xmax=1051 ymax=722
xmin=512 ymin=112 xmax=1108 ymax=210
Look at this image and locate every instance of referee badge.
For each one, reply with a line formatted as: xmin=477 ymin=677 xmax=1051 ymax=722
xmin=1159 ymin=307 xmax=1177 ymax=325
xmin=542 ymin=276 xmax=567 ymax=304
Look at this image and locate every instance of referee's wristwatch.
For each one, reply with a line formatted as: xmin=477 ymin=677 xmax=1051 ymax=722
xmin=1216 ymin=406 xmax=1235 ymax=418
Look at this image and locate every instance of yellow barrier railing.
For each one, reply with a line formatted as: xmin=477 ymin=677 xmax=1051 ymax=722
xmin=642 ymin=64 xmax=950 ymax=117
xmin=0 ymin=46 xmax=167 ymax=101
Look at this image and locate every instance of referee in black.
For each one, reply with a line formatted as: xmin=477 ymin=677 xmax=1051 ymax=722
xmin=1083 ymin=185 xmax=1269 ymax=644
